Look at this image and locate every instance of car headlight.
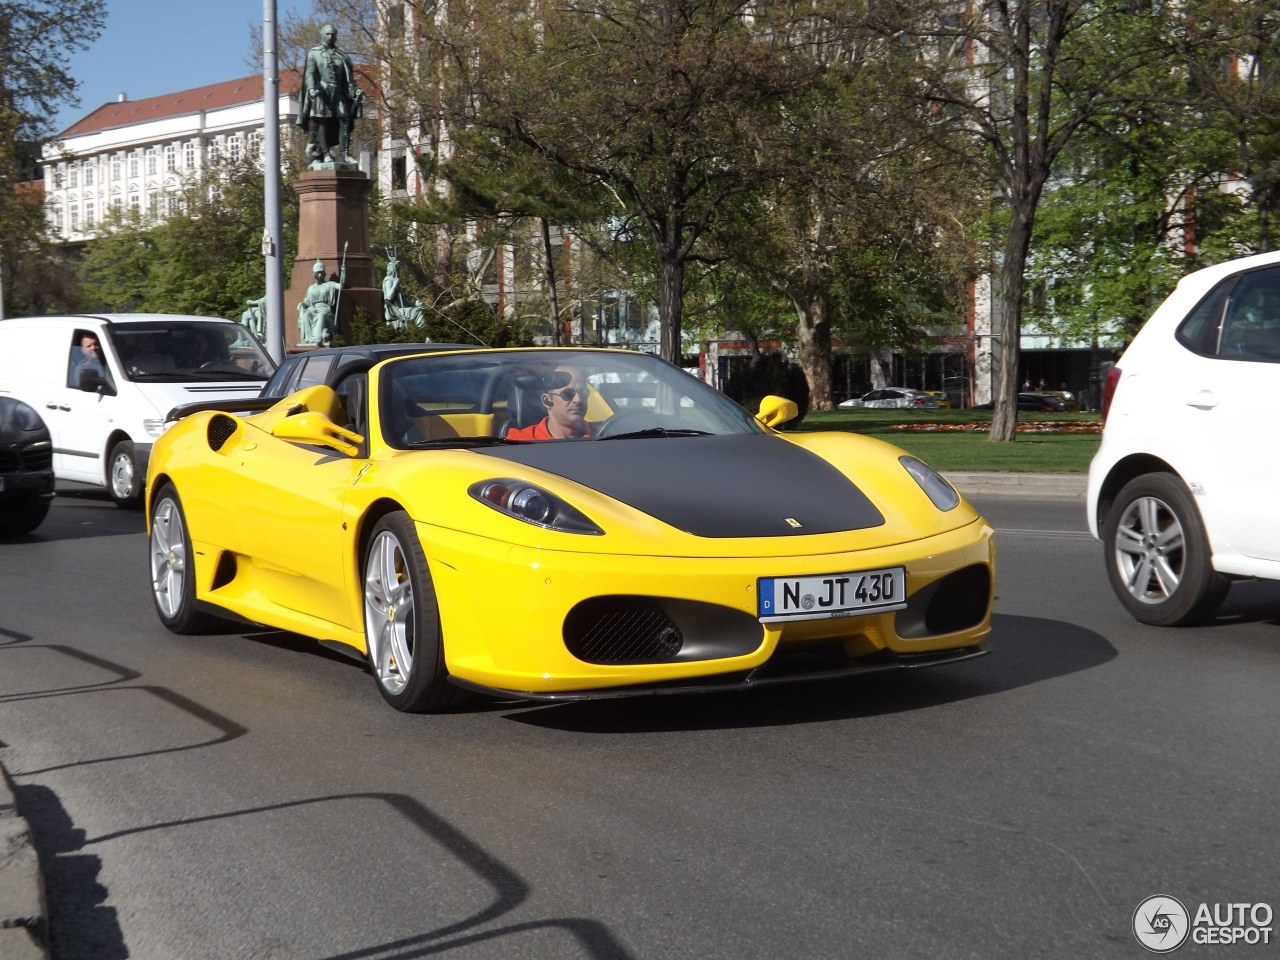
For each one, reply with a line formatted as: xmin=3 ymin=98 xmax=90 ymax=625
xmin=11 ymin=401 xmax=45 ymax=433
xmin=469 ymin=479 xmax=603 ymax=534
xmin=899 ymin=455 xmax=960 ymax=511
xmin=144 ymin=418 xmax=169 ymax=438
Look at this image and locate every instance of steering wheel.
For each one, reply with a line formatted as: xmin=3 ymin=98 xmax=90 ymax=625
xmin=594 ymin=409 xmax=687 ymax=438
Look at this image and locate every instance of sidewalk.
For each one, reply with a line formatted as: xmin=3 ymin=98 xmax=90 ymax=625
xmin=945 ymin=471 xmax=1087 ymax=499
xmin=0 ymin=766 xmax=46 ymax=960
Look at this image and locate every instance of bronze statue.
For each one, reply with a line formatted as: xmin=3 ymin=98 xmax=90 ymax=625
xmin=297 ymin=259 xmax=346 ymax=345
xmin=240 ymin=297 xmax=267 ymax=341
xmin=298 ymin=24 xmax=364 ymax=167
xmin=382 ymin=252 xmax=424 ymax=331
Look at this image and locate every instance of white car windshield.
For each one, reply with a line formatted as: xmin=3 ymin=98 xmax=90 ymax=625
xmin=107 ymin=322 xmax=275 ymax=382
xmin=379 ymin=349 xmax=765 ymax=447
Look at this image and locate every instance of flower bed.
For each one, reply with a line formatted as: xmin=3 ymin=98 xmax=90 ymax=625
xmin=889 ymin=421 xmax=1102 ymax=434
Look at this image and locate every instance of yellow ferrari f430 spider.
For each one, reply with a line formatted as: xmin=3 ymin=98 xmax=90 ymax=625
xmin=147 ymin=347 xmax=994 ymax=711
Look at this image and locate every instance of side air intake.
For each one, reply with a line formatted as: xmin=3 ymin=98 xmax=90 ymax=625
xmin=207 ymin=414 xmax=239 ymax=452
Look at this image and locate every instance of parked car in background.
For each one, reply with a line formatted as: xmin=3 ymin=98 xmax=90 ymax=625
xmin=0 ymin=397 xmax=54 ymax=536
xmin=839 ymin=388 xmax=940 ymax=410
xmin=0 ymin=315 xmax=275 ymax=508
xmin=972 ymin=393 xmax=1067 ymax=412
xmin=1037 ymin=390 xmax=1080 ymax=411
xmin=1088 ymin=250 xmax=1280 ymax=626
xmin=923 ymin=390 xmax=953 ymax=409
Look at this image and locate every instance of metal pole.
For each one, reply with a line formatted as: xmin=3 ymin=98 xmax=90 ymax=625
xmin=262 ymin=0 xmax=285 ymax=363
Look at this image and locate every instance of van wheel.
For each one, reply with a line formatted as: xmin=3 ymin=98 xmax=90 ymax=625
xmin=1103 ymin=473 xmax=1229 ymax=626
xmin=108 ymin=439 xmax=143 ymax=509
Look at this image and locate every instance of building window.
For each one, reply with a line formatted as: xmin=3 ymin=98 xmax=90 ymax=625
xmin=147 ymin=149 xmax=158 ymax=175
xmin=53 ymin=167 xmax=64 ymax=188
xmin=391 ymin=156 xmax=407 ymax=191
xmin=70 ymin=204 xmax=79 ymax=231
xmin=167 ymin=195 xmax=181 ymax=215
xmin=248 ymin=132 xmax=262 ymax=158
xmin=129 ymin=153 xmax=140 ymax=178
xmin=84 ymin=200 xmax=94 ymax=227
xmin=184 ymin=141 xmax=196 ymax=168
xmin=128 ymin=190 xmax=140 ymax=212
xmin=165 ymin=144 xmax=176 ymax=171
xmin=112 ymin=156 xmax=121 ymax=181
xmin=51 ymin=206 xmax=63 ymax=233
xmin=84 ymin=163 xmax=94 ymax=187
xmin=228 ymin=135 xmax=242 ymax=162
xmin=111 ymin=196 xmax=122 ymax=211
xmin=68 ymin=165 xmax=78 ymax=188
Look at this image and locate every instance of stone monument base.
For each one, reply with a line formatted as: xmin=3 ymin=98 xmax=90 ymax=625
xmin=286 ymin=168 xmax=382 ymax=349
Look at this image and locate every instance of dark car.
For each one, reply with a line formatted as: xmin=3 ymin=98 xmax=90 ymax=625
xmin=973 ymin=392 xmax=1068 ymax=412
xmin=166 ymin=343 xmax=482 ymax=422
xmin=0 ymin=397 xmax=55 ymax=536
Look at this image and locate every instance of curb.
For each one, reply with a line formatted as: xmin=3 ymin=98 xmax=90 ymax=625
xmin=945 ymin=472 xmax=1086 ymax=499
xmin=0 ymin=764 xmax=47 ymax=960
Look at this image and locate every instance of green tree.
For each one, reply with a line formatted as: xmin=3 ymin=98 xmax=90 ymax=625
xmin=81 ymin=158 xmax=299 ymax=318
xmin=0 ymin=0 xmax=106 ymax=316
xmin=897 ymin=0 xmax=1200 ymax=440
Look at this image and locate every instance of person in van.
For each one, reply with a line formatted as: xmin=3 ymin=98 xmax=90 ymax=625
xmin=68 ymin=333 xmax=106 ymax=387
xmin=127 ymin=334 xmax=177 ymax=375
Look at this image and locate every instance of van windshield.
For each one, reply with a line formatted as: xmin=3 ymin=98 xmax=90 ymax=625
xmin=105 ymin=322 xmax=275 ymax=382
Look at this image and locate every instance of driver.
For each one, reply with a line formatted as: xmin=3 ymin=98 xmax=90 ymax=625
xmin=506 ymin=366 xmax=595 ymax=440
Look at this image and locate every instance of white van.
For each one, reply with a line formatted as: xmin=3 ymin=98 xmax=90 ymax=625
xmin=0 ymin=314 xmax=276 ymax=508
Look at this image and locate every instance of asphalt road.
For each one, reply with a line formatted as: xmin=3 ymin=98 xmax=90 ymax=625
xmin=1 ymin=492 xmax=1277 ymax=959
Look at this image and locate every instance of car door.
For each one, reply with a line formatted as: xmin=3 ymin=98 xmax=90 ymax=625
xmin=56 ymin=328 xmax=122 ymax=485
xmin=221 ymin=419 xmax=365 ymax=628
xmin=1174 ymin=265 xmax=1280 ymax=562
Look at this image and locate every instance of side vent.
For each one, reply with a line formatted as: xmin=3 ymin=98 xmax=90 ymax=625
xmin=207 ymin=414 xmax=240 ymax=452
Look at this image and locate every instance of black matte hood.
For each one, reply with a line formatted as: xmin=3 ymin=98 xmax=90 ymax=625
xmin=474 ymin=434 xmax=884 ymax=538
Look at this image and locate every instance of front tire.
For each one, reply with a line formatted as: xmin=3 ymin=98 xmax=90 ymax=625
xmin=108 ymin=439 xmax=144 ymax=509
xmin=362 ymin=511 xmax=465 ymax=712
xmin=150 ymin=483 xmax=225 ymax=634
xmin=1103 ymin=473 xmax=1229 ymax=626
xmin=0 ymin=494 xmax=51 ymax=536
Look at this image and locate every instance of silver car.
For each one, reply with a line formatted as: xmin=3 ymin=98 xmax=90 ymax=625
xmin=839 ymin=388 xmax=941 ymax=410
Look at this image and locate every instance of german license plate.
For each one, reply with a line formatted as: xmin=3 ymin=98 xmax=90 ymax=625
xmin=758 ymin=566 xmax=906 ymax=622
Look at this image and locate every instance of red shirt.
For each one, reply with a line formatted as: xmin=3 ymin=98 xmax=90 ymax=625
xmin=506 ymin=417 xmax=593 ymax=440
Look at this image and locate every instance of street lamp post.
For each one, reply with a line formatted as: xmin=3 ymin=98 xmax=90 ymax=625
xmin=262 ymin=0 xmax=285 ymax=363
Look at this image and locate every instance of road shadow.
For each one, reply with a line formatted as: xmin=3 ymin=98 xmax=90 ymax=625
xmin=13 ymin=782 xmax=128 ymax=960
xmin=1208 ymin=579 xmax=1280 ymax=630
xmin=0 ymin=494 xmax=144 ymax=543
xmin=505 ymin=612 xmax=1117 ymax=733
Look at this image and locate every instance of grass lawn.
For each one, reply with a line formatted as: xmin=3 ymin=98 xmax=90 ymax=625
xmin=793 ymin=409 xmax=1102 ymax=474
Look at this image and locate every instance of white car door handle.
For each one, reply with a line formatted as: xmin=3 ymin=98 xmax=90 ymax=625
xmin=1186 ymin=390 xmax=1218 ymax=410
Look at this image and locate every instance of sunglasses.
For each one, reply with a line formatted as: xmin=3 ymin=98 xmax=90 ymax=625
xmin=547 ymin=386 xmax=584 ymax=401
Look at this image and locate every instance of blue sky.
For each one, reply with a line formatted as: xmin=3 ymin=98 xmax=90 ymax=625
xmin=53 ymin=0 xmax=309 ymax=132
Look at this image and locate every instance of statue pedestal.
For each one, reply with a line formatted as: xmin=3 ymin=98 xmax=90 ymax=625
xmin=286 ymin=169 xmax=382 ymax=349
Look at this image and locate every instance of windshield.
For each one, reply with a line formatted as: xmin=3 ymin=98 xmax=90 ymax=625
xmin=379 ymin=349 xmax=764 ymax=448
xmin=105 ymin=321 xmax=275 ymax=382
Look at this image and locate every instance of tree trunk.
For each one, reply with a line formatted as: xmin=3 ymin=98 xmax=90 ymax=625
xmin=989 ymin=201 xmax=1035 ymax=443
xmin=540 ymin=218 xmax=562 ymax=346
xmin=795 ymin=288 xmax=834 ymax=410
xmin=657 ymin=251 xmax=684 ymax=364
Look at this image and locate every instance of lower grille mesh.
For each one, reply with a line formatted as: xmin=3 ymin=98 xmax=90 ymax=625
xmin=564 ymin=598 xmax=684 ymax=664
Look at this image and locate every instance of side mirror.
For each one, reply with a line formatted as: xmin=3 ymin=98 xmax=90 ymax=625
xmin=271 ymin=411 xmax=363 ymax=457
xmin=78 ymin=370 xmax=116 ymax=396
xmin=756 ymin=395 xmax=799 ymax=430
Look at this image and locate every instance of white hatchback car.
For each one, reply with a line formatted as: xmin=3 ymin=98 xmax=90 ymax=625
xmin=1087 ymin=250 xmax=1280 ymax=625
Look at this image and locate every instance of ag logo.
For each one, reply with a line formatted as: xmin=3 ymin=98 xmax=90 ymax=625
xmin=1133 ymin=895 xmax=1190 ymax=953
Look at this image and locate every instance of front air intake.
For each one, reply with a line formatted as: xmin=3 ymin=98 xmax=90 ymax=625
xmin=207 ymin=414 xmax=239 ymax=452
xmin=564 ymin=598 xmax=685 ymax=664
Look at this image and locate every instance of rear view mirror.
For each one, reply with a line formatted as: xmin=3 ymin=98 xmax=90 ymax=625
xmin=756 ymin=395 xmax=799 ymax=429
xmin=78 ymin=370 xmax=116 ymax=396
xmin=271 ymin=411 xmax=363 ymax=456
